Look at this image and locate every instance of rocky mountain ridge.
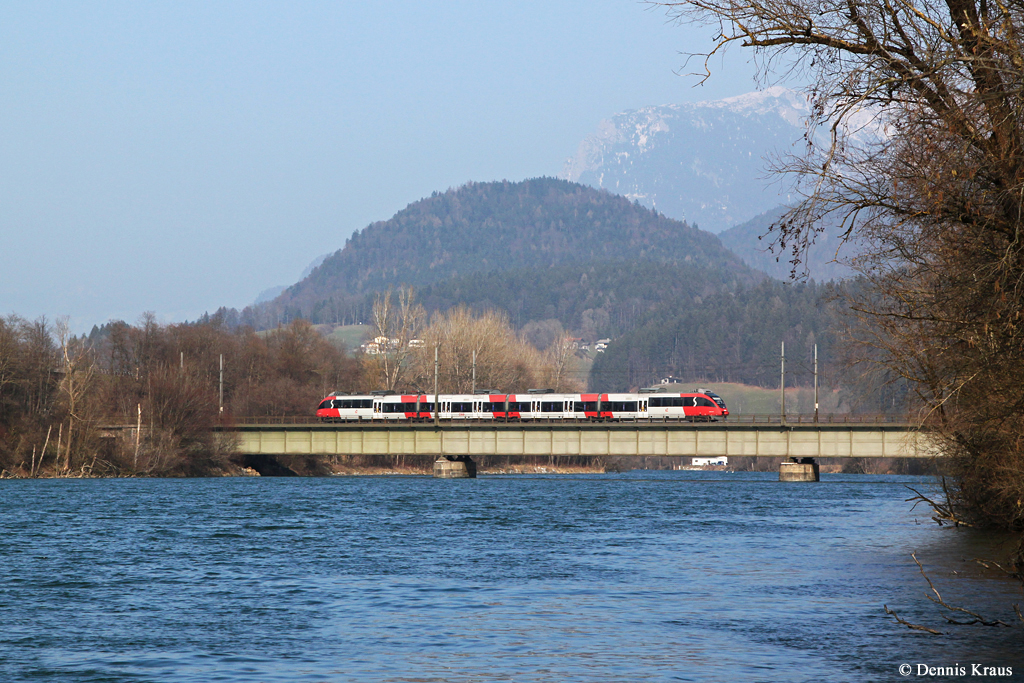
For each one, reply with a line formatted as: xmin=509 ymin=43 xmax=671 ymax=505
xmin=561 ymin=86 xmax=809 ymax=233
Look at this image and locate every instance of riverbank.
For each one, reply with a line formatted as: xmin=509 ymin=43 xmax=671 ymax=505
xmin=1 ymin=453 xmax=942 ymax=478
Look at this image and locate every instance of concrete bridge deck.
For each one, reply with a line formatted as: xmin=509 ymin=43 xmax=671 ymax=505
xmin=220 ymin=420 xmax=936 ymax=459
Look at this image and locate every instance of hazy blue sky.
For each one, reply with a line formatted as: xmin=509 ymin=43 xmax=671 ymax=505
xmin=1 ymin=1 xmax=759 ymax=331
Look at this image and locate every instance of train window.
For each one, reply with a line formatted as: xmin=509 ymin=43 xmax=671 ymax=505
xmin=318 ymin=400 xmax=332 ymax=410
xmin=540 ymin=402 xmax=561 ymax=412
xmin=360 ymin=399 xmax=372 ymax=409
xmin=451 ymin=402 xmax=472 ymax=412
xmin=653 ymin=397 xmax=686 ymax=407
xmin=574 ymin=401 xmax=598 ymax=412
xmin=401 ymin=402 xmax=418 ymax=412
xmin=696 ymin=397 xmax=715 ymax=407
xmin=508 ymin=402 xmax=530 ymax=412
xmin=482 ymin=402 xmax=503 ymax=412
xmin=420 ymin=402 xmax=435 ymax=412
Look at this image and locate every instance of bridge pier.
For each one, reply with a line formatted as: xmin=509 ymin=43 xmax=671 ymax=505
xmin=433 ymin=455 xmax=477 ymax=478
xmin=779 ymin=457 xmax=820 ymax=482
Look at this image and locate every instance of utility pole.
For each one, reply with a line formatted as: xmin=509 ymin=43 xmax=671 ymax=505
xmin=472 ymin=349 xmax=476 ymax=394
xmin=780 ymin=341 xmax=786 ymax=425
xmin=180 ymin=351 xmax=184 ymax=371
xmin=135 ymin=403 xmax=141 ymax=471
xmin=219 ymin=354 xmax=224 ymax=414
xmin=434 ymin=344 xmax=440 ymax=428
xmin=813 ymin=344 xmax=819 ymax=423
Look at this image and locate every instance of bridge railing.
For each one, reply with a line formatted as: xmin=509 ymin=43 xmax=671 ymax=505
xmin=228 ymin=413 xmax=914 ymax=426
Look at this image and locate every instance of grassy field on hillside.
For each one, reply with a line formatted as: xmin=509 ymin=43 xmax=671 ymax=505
xmin=316 ymin=324 xmax=372 ymax=354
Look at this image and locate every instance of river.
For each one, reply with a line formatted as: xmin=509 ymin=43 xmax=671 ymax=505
xmin=1 ymin=471 xmax=1021 ymax=682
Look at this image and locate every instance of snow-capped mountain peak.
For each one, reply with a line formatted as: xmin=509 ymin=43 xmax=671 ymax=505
xmin=699 ymin=86 xmax=809 ymax=127
xmin=561 ymin=88 xmax=809 ymax=232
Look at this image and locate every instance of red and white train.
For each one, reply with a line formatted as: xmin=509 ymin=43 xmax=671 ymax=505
xmin=316 ymin=390 xmax=728 ymax=422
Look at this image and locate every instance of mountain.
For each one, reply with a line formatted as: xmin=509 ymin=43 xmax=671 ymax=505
xmin=269 ymin=177 xmax=755 ymax=317
xmin=717 ymin=205 xmax=859 ymax=282
xmin=561 ymin=87 xmax=809 ymax=233
xmin=417 ymin=260 xmax=762 ymax=341
xmin=589 ymin=278 xmax=837 ymax=391
xmin=224 ymin=177 xmax=850 ymax=391
xmin=250 ymin=253 xmax=332 ymax=307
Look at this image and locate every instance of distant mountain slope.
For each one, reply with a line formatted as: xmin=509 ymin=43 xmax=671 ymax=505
xmin=418 ymin=260 xmax=764 ymax=340
xmin=562 ymin=87 xmax=808 ymax=233
xmin=272 ymin=177 xmax=753 ymax=315
xmin=590 ymin=278 xmax=838 ymax=391
xmin=717 ymin=205 xmax=859 ymax=282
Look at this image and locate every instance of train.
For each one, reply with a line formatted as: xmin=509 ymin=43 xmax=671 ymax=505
xmin=316 ymin=389 xmax=728 ymax=422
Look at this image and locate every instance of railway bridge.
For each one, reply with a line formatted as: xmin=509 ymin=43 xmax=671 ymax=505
xmin=221 ymin=416 xmax=935 ymax=461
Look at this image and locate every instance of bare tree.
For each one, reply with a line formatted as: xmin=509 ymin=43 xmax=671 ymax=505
xmin=0 ymin=317 xmax=19 ymax=422
xmin=408 ymin=307 xmax=552 ymax=393
xmin=653 ymin=0 xmax=1024 ymax=528
xmin=364 ymin=287 xmax=424 ymax=391
xmin=55 ymin=317 xmax=97 ymax=473
xmin=545 ymin=334 xmax=583 ymax=393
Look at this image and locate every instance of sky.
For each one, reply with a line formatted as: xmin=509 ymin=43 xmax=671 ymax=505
xmin=0 ymin=1 xmax=760 ymax=332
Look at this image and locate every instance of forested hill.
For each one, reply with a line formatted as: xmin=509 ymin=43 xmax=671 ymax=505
xmin=717 ymin=205 xmax=860 ymax=282
xmin=270 ymin=178 xmax=753 ymax=315
xmin=589 ymin=279 xmax=837 ymax=391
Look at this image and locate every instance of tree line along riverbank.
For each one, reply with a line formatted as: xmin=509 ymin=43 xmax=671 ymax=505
xmin=0 ymin=306 xmax=589 ymax=479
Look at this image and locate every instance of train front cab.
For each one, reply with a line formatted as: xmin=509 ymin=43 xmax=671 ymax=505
xmin=316 ymin=396 xmax=339 ymax=422
xmin=317 ymin=395 xmax=375 ymax=422
xmin=646 ymin=393 xmax=726 ymax=421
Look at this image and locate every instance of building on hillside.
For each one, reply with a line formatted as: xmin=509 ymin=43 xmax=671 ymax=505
xmin=361 ymin=336 xmax=424 ymax=354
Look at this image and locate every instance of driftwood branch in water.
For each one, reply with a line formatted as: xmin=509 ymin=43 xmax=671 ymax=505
xmin=974 ymin=557 xmax=1024 ymax=626
xmin=883 ymin=605 xmax=943 ymax=635
xmin=973 ymin=553 xmax=1024 ymax=584
xmin=912 ymin=553 xmax=1013 ymax=627
xmin=904 ymin=482 xmax=971 ymax=527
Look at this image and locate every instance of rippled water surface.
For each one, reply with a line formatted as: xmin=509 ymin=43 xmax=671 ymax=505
xmin=2 ymin=472 xmax=1022 ymax=682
